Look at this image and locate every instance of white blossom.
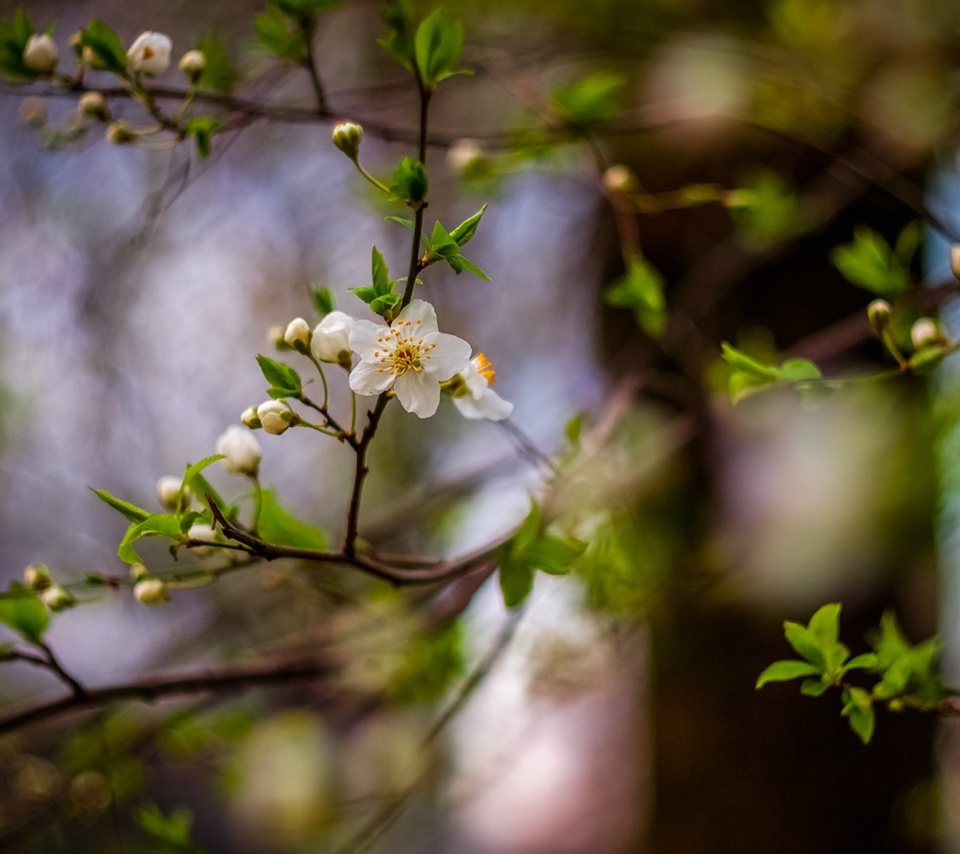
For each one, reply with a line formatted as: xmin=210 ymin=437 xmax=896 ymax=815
xmin=127 ymin=31 xmax=172 ymax=76
xmin=284 ymin=317 xmax=311 ymax=351
xmin=452 ymin=354 xmax=514 ymax=421
xmin=216 ymin=425 xmax=262 ymax=476
xmin=311 ymin=311 xmax=355 ymax=365
xmin=23 ymin=34 xmax=58 ymax=74
xmin=256 ymin=399 xmax=297 ymax=435
xmin=349 ymin=300 xmax=470 ymax=419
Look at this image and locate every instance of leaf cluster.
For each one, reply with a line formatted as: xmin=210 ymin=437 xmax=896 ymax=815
xmin=720 ymin=342 xmax=821 ymax=403
xmin=497 ymin=504 xmax=585 ymax=608
xmin=830 ymin=222 xmax=920 ymax=296
xmin=757 ymin=605 xmax=950 ymax=744
xmin=380 ymin=3 xmax=467 ymax=90
xmin=349 ymin=246 xmax=403 ymax=319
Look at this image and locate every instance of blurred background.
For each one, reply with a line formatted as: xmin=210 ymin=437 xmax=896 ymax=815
xmin=0 ymin=0 xmax=958 ymax=851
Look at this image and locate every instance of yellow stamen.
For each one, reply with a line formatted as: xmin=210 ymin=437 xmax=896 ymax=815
xmin=475 ymin=352 xmax=496 ymax=385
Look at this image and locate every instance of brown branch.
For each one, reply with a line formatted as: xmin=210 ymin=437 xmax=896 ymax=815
xmin=0 ymin=657 xmax=335 ymax=736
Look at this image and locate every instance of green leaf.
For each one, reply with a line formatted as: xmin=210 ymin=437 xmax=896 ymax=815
xmin=390 ymin=157 xmax=428 ymax=206
xmin=386 ymin=215 xmax=416 ymax=232
xmin=275 ymin=0 xmax=342 ymax=16
xmin=256 ymin=355 xmax=302 ymax=396
xmin=387 ymin=622 xmax=464 ymax=704
xmin=0 ymin=582 xmax=49 ymax=645
xmin=604 ymin=255 xmax=666 ymax=337
xmin=783 ymin=621 xmax=826 ymax=669
xmin=0 ymin=9 xmax=36 ymax=81
xmin=551 ymin=71 xmax=624 ymax=128
xmin=830 ymin=226 xmax=910 ymax=296
xmin=841 ymin=686 xmax=875 ymax=744
xmin=369 ymin=292 xmax=402 ymax=317
xmin=253 ymin=6 xmax=307 ymax=62
xmin=137 ymin=803 xmax=203 ymax=853
xmin=378 ymin=0 xmax=415 ymax=72
xmin=196 ymin=31 xmax=239 ymax=95
xmin=777 ymin=359 xmax=822 ymax=383
xmin=800 ymin=677 xmax=832 ymax=697
xmin=118 ymin=515 xmax=183 ymax=564
xmin=256 ymin=489 xmax=327 ymax=550
xmin=348 ymin=285 xmax=378 ymax=305
xmin=414 ymin=8 xmax=464 ymax=90
xmin=371 ymin=246 xmax=391 ymax=295
xmin=730 ymin=171 xmax=809 ymax=249
xmin=523 ymin=536 xmax=586 ymax=575
xmin=755 ymin=659 xmax=822 ymax=688
xmin=77 ymin=19 xmax=126 ymax=73
xmin=807 ymin=603 xmax=841 ymax=646
xmin=720 ymin=343 xmax=821 ymax=404
xmin=498 ymin=555 xmax=534 ymax=608
xmin=183 ymin=116 xmax=220 ymax=158
xmin=448 ymin=254 xmax=491 ymax=281
xmin=90 ymin=488 xmax=151 ymax=524
xmin=845 ymin=653 xmax=879 ymax=671
xmin=450 ymin=204 xmax=487 ymax=246
xmin=310 ymin=285 xmax=335 ymax=317
xmin=870 ymin=610 xmax=910 ymax=670
xmin=180 ymin=456 xmax=225 ymax=508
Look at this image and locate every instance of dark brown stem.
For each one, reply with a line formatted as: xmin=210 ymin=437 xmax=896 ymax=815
xmin=299 ymin=392 xmax=359 ymax=449
xmin=302 ymin=15 xmax=328 ymax=114
xmin=38 ymin=642 xmax=86 ymax=698
xmin=0 ymin=657 xmax=335 ymax=735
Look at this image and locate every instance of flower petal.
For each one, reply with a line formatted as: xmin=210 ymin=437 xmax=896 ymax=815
xmin=349 ymin=360 xmax=394 ymax=396
xmin=395 ymin=299 xmax=438 ymax=336
xmin=394 ymin=371 xmax=441 ymax=418
xmin=423 ymin=333 xmax=471 ymax=380
xmin=349 ymin=319 xmax=388 ymax=361
xmin=454 ymin=388 xmax=514 ymax=421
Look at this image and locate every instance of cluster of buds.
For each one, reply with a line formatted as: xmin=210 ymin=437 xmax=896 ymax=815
xmin=23 ymin=564 xmax=75 ymax=611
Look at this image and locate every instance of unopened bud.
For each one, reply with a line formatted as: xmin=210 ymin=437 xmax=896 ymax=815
xmin=283 ymin=317 xmax=312 ymax=352
xmin=69 ymin=31 xmax=83 ymax=57
xmin=267 ymin=325 xmax=289 ymax=350
xmin=18 ymin=97 xmax=47 ymax=129
xmin=332 ymin=122 xmax=363 ymax=160
xmin=311 ymin=311 xmax=355 ymax=365
xmin=157 ymin=476 xmax=188 ymax=511
xmin=187 ymin=523 xmax=220 ymax=555
xmin=133 ymin=578 xmax=169 ymax=605
xmin=256 ymin=399 xmax=298 ymax=435
xmin=911 ymin=317 xmax=948 ymax=350
xmin=178 ymin=49 xmax=206 ymax=80
xmin=867 ymin=299 xmax=892 ymax=331
xmin=951 ymin=245 xmax=960 ymax=281
xmin=41 ymin=584 xmax=75 ymax=612
xmin=446 ymin=138 xmax=485 ymax=174
xmin=216 ymin=425 xmax=262 ymax=477
xmin=78 ymin=91 xmax=108 ymax=120
xmin=241 ymin=406 xmax=261 ymax=429
xmin=602 ymin=164 xmax=637 ymax=194
xmin=23 ymin=34 xmax=59 ymax=75
xmin=129 ymin=563 xmax=149 ymax=581
xmin=24 ymin=564 xmax=52 ymax=591
xmin=105 ymin=121 xmax=135 ymax=145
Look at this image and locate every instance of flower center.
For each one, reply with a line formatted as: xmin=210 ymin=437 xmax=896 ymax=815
xmin=373 ymin=319 xmax=435 ymax=377
xmin=474 ymin=352 xmax=496 ymax=385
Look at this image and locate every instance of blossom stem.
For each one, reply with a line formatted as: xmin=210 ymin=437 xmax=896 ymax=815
xmin=345 ymin=74 xmax=432 ymax=556
xmin=308 ymin=353 xmax=331 ymax=409
xmin=352 ymin=160 xmax=391 ymax=195
xmin=251 ymin=475 xmax=263 ymax=534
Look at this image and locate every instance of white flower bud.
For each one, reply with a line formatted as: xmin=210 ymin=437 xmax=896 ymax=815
xmin=241 ymin=406 xmax=261 ymax=429
xmin=24 ymin=564 xmax=52 ymax=591
xmin=602 ymin=164 xmax=637 ymax=194
xmin=187 ymin=523 xmax=220 ymax=555
xmin=23 ymin=34 xmax=59 ymax=74
xmin=256 ymin=399 xmax=297 ymax=435
xmin=216 ymin=425 xmax=262 ymax=477
xmin=129 ymin=563 xmax=149 ymax=581
xmin=332 ymin=122 xmax=363 ymax=160
xmin=157 ymin=476 xmax=187 ymax=511
xmin=19 ymin=97 xmax=48 ymax=129
xmin=867 ymin=299 xmax=891 ymax=331
xmin=133 ymin=578 xmax=169 ymax=605
xmin=267 ymin=325 xmax=288 ymax=350
xmin=911 ymin=317 xmax=947 ymax=350
xmin=106 ymin=121 xmax=135 ymax=145
xmin=41 ymin=584 xmax=75 ymax=612
xmin=126 ymin=32 xmax=172 ymax=77
xmin=78 ymin=91 xmax=108 ymax=120
xmin=283 ymin=317 xmax=312 ymax=352
xmin=446 ymin=138 xmax=484 ymax=174
xmin=178 ymin=49 xmax=206 ymax=79
xmin=951 ymin=245 xmax=960 ymax=281
xmin=311 ymin=311 xmax=355 ymax=366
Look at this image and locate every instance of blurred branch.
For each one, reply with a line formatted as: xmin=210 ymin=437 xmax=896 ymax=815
xmin=0 ymin=656 xmax=337 ymax=736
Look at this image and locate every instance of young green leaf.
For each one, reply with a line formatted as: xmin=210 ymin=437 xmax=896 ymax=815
xmin=90 ymin=488 xmax=151 ymax=524
xmin=253 ymin=6 xmax=307 ymax=62
xmin=390 ymin=157 xmax=428 ymax=206
xmin=782 ymin=621 xmax=827 ymax=669
xmin=449 ymin=204 xmax=487 ymax=246
xmin=841 ymin=686 xmax=875 ymax=744
xmin=78 ymin=19 xmax=127 ymax=73
xmin=0 ymin=9 xmax=37 ymax=80
xmin=378 ymin=0 xmax=415 ymax=72
xmin=0 ymin=582 xmax=49 ymax=646
xmin=414 ymin=8 xmax=465 ymax=89
xmin=755 ymin=659 xmax=822 ymax=688
xmin=604 ymin=255 xmax=666 ymax=337
xmin=195 ymin=32 xmax=239 ymax=95
xmin=310 ymin=285 xmax=335 ymax=317
xmin=498 ymin=554 xmax=535 ymax=609
xmin=118 ymin=515 xmax=184 ymax=564
xmin=371 ymin=246 xmax=391 ymax=295
xmin=830 ymin=226 xmax=910 ymax=296
xmin=256 ymin=355 xmax=302 ymax=396
xmin=184 ymin=117 xmax=220 ymax=158
xmin=256 ymin=489 xmax=327 ymax=550
xmin=551 ymin=71 xmax=624 ymax=128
